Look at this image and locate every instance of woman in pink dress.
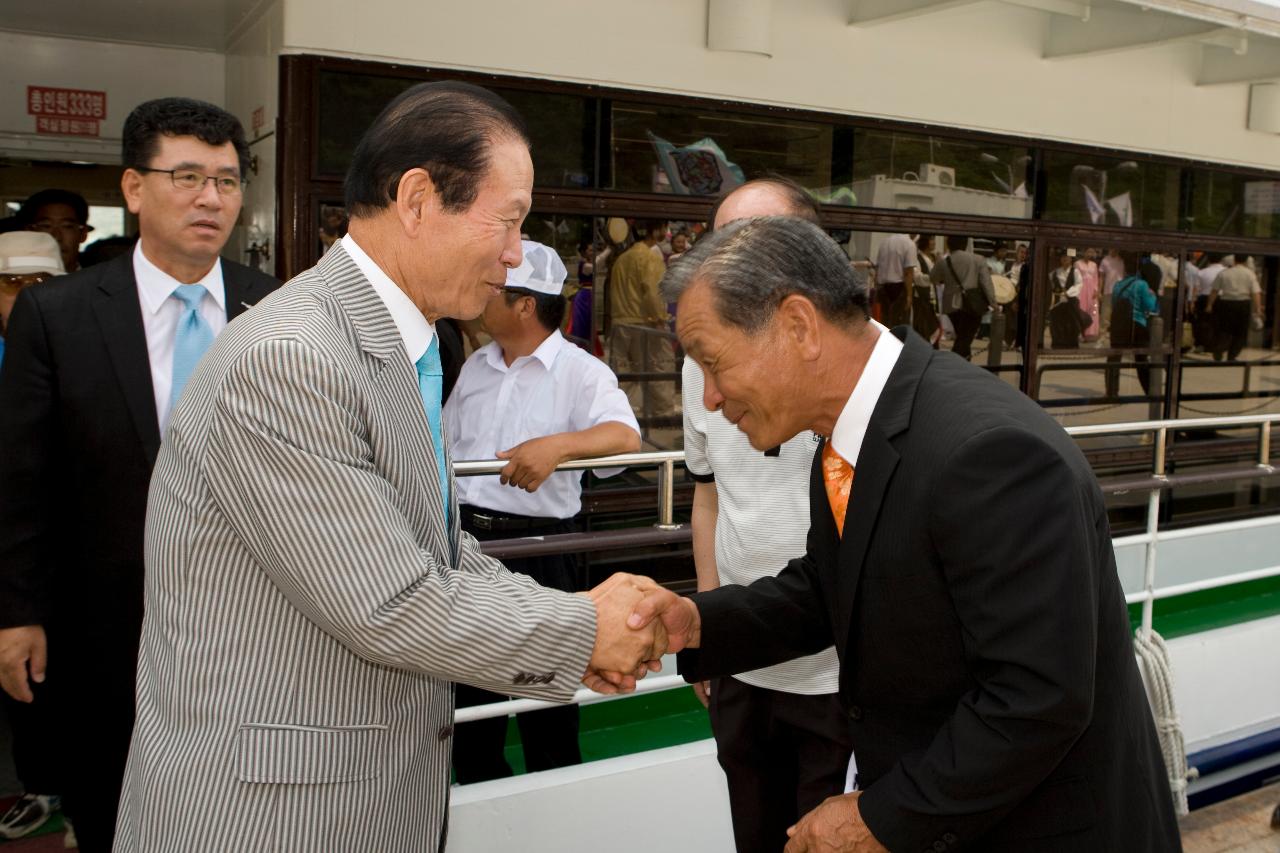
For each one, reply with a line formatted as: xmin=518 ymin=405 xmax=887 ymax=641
xmin=1074 ymin=247 xmax=1102 ymax=342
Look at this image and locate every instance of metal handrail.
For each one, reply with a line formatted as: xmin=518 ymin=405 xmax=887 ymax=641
xmin=451 ymin=412 xmax=1280 ymax=729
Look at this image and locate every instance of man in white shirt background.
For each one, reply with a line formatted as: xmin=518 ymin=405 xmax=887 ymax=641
xmin=444 ymin=240 xmax=641 ymax=782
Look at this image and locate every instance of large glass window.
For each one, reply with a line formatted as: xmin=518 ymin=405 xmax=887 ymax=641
xmin=1041 ymin=151 xmax=1181 ymax=230
xmin=316 ymin=71 xmax=594 ymax=188
xmin=851 ymin=130 xmax=1033 ymax=219
xmin=1184 ymin=169 xmax=1280 ymax=240
xmin=608 ymin=101 xmax=850 ymax=202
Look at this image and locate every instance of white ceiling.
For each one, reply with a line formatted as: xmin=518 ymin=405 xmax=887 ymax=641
xmin=1 ymin=0 xmax=270 ymax=51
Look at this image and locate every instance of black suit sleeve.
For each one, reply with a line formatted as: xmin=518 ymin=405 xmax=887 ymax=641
xmin=858 ymin=425 xmax=1103 ymax=850
xmin=0 ymin=289 xmax=58 ymax=628
xmin=676 ymin=541 xmax=834 ymax=681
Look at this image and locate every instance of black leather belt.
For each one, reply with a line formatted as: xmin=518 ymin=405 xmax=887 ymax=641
xmin=460 ymin=505 xmax=560 ymax=534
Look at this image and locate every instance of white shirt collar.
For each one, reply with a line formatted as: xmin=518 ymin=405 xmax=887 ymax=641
xmin=829 ymin=320 xmax=904 ymax=466
xmin=133 ymin=240 xmax=226 ymax=315
xmin=482 ymin=329 xmax=569 ymax=373
xmin=342 ymin=234 xmax=435 ymax=362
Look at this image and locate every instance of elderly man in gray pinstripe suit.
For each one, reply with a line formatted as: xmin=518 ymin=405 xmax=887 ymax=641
xmin=115 ymin=82 xmax=664 ymax=852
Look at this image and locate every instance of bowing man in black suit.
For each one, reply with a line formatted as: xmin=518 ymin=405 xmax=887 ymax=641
xmin=0 ymin=97 xmax=279 ymax=852
xmin=629 ymin=217 xmax=1180 ymax=852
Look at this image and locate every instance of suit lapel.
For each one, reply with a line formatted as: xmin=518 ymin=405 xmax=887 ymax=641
xmin=833 ymin=330 xmax=933 ymax=630
xmin=317 ymin=245 xmax=460 ymax=560
xmin=91 ymin=254 xmax=162 ymax=463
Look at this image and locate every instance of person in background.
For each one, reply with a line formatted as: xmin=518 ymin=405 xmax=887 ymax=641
xmin=1105 ymin=259 xmax=1161 ymax=397
xmin=1073 ymin=247 xmax=1101 ymax=342
xmin=1207 ymin=255 xmax=1264 ymax=362
xmin=0 ymin=232 xmax=64 ymax=369
xmin=1193 ymin=254 xmax=1227 ymax=352
xmin=445 ymin=240 xmax=641 ymax=783
xmin=1099 ymin=247 xmax=1126 ymax=336
xmin=682 ymin=177 xmax=852 ymax=853
xmin=80 ymin=234 xmax=138 ymax=268
xmin=873 ymin=233 xmax=916 ymax=328
xmin=668 ymin=229 xmax=691 ymax=266
xmin=18 ymin=189 xmax=92 ymax=274
xmin=0 ymin=97 xmax=280 ymax=853
xmin=608 ymin=219 xmax=673 ymax=416
xmin=932 ymin=234 xmax=997 ymax=360
xmin=0 ymin=231 xmax=66 ymax=843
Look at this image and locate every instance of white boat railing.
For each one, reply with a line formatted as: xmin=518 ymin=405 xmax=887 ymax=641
xmin=451 ymin=412 xmax=1280 ymax=725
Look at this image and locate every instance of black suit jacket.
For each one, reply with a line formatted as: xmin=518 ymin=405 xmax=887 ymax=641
xmin=0 ymin=252 xmax=279 ymax=665
xmin=679 ymin=328 xmax=1179 ymax=852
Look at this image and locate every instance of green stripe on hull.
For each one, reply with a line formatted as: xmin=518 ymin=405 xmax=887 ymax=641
xmin=1129 ymin=575 xmax=1280 ymax=638
xmin=491 ymin=578 xmax=1280 ymax=774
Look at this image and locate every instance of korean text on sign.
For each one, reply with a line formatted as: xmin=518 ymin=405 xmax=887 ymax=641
xmin=27 ymin=86 xmax=108 ymax=120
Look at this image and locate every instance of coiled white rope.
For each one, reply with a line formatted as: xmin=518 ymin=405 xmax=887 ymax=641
xmin=1133 ymin=628 xmax=1193 ymax=816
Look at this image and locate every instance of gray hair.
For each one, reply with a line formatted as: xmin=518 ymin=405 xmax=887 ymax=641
xmin=660 ymin=216 xmax=868 ymax=335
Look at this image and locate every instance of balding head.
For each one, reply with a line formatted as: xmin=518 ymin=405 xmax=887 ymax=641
xmin=711 ymin=177 xmax=822 ymax=231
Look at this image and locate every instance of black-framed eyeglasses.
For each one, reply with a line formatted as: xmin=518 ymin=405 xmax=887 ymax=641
xmin=136 ymin=167 xmax=244 ymax=196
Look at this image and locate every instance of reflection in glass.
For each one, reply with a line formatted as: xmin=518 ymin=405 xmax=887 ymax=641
xmin=609 ymin=102 xmax=851 ymax=203
xmin=1184 ymin=169 xmax=1280 ymax=240
xmin=316 ymin=72 xmax=593 ymax=188
xmin=851 ymin=130 xmax=1033 ymax=219
xmin=1041 ymin=151 xmax=1180 ymax=230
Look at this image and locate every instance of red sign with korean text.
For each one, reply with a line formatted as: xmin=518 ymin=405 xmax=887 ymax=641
xmin=34 ymin=116 xmax=101 ymax=137
xmin=27 ymin=86 xmax=107 ymax=120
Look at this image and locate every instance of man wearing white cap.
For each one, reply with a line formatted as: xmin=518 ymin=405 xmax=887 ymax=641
xmin=444 ymin=239 xmax=641 ymax=782
xmin=0 ymin=230 xmax=64 ymax=843
xmin=0 ymin=231 xmax=64 ymax=370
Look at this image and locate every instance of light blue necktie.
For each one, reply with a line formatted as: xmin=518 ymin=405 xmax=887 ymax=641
xmin=169 ymin=284 xmax=215 ymax=414
xmin=415 ymin=337 xmax=450 ymax=514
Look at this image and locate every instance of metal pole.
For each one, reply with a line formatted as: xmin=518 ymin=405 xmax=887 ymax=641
xmin=1147 ymin=315 xmax=1164 ymax=422
xmin=1139 ymin=426 xmax=1168 ymax=639
xmin=655 ymin=459 xmax=679 ymax=530
xmin=987 ymin=310 xmax=1005 ymax=367
xmin=1262 ymin=420 xmax=1273 ymax=470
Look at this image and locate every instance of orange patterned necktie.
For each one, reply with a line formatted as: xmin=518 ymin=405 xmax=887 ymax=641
xmin=822 ymin=442 xmax=854 ymax=537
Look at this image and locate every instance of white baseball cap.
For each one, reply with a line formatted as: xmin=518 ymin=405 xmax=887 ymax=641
xmin=0 ymin=231 xmax=65 ymax=276
xmin=506 ymin=240 xmax=567 ymax=297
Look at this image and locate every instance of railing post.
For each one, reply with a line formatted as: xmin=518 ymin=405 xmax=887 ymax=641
xmin=1140 ymin=426 xmax=1168 ymax=639
xmin=987 ymin=310 xmax=1005 ymax=368
xmin=1261 ymin=421 xmax=1273 ymax=470
xmin=655 ymin=459 xmax=678 ymax=530
xmin=1147 ymin=315 xmax=1164 ymax=422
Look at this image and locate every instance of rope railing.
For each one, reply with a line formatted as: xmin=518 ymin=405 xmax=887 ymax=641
xmin=450 ymin=413 xmax=1280 ymax=746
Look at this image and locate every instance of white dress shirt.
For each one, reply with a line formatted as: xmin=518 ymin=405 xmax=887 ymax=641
xmin=444 ymin=331 xmax=639 ymax=519
xmin=133 ymin=241 xmax=226 ymax=435
xmin=342 ymin=235 xmax=435 ymax=363
xmin=829 ymin=321 xmax=904 ymax=466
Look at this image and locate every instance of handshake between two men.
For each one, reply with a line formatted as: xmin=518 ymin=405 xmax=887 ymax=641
xmin=576 ymin=572 xmax=700 ymax=694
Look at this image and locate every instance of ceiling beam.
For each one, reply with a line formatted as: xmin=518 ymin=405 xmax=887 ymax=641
xmin=1002 ymin=0 xmax=1090 ymax=21
xmin=1044 ymin=5 xmax=1227 ymax=59
xmin=1199 ymin=37 xmax=1280 ymax=84
xmin=847 ymin=0 xmax=983 ymax=27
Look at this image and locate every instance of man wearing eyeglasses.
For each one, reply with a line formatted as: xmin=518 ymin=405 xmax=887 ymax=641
xmin=17 ymin=189 xmax=92 ymax=274
xmin=0 ymin=97 xmax=279 ymax=853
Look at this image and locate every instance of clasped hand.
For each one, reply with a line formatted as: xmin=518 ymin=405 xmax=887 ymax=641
xmin=579 ymin=573 xmax=701 ymax=695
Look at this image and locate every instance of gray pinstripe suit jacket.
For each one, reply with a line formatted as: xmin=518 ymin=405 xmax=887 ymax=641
xmin=115 ymin=245 xmax=597 ymax=852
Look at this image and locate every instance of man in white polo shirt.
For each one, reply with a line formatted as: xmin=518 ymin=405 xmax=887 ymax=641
xmin=444 ymin=240 xmax=641 ymax=782
xmin=682 ymin=177 xmax=852 ymax=853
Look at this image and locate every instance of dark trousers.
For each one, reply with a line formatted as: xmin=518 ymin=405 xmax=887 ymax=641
xmin=1192 ymin=295 xmax=1213 ymax=348
xmin=877 ymin=281 xmax=910 ymax=328
xmin=1212 ymin=300 xmax=1252 ymax=361
xmin=1106 ymin=322 xmax=1152 ymax=398
xmin=452 ymin=509 xmax=583 ymax=784
xmin=2 ymin=679 xmax=62 ymax=795
xmin=709 ymin=677 xmax=853 ymax=853
xmin=947 ymin=308 xmax=981 ymax=360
